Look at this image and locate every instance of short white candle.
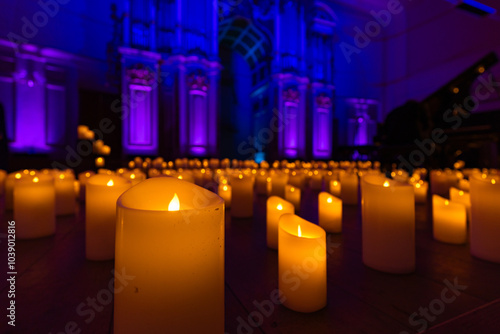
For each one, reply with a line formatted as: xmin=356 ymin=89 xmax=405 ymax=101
xmin=449 ymin=187 xmax=471 ymax=221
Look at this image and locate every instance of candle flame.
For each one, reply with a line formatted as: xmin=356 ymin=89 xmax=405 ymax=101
xmin=277 ymin=203 xmax=283 ymax=210
xmin=459 ymin=190 xmax=464 ymax=196
xmin=15 ymin=173 xmax=21 ymax=179
xmin=383 ymin=181 xmax=390 ymax=187
xmin=222 ymin=179 xmax=227 ymax=184
xmin=130 ymin=174 xmax=136 ymax=179
xmin=267 ymin=177 xmax=271 ymax=182
xmin=30 ymin=171 xmax=36 ymax=176
xmin=492 ymin=179 xmax=497 ymax=185
xmin=298 ymin=225 xmax=302 ymax=237
xmin=415 ymin=183 xmax=421 ymax=189
xmin=178 ymin=175 xmax=183 ymax=180
xmin=238 ymin=174 xmax=243 ymax=179
xmin=223 ymin=185 xmax=228 ymax=191
xmin=107 ymin=179 xmax=114 ymax=187
xmin=445 ymin=200 xmax=449 ymax=205
xmin=23 ymin=169 xmax=29 ymax=174
xmin=290 ymin=187 xmax=295 ymax=192
xmin=59 ymin=174 xmax=65 ymax=179
xmin=85 ymin=172 xmax=90 ymax=177
xmin=482 ymin=174 xmax=487 ymax=179
xmin=333 ymin=181 xmax=338 ymax=186
xmin=201 ymin=169 xmax=206 ymax=173
xmin=168 ymin=193 xmax=180 ymax=211
xmin=33 ymin=177 xmax=39 ymax=183
xmin=327 ymin=197 xmax=332 ymax=203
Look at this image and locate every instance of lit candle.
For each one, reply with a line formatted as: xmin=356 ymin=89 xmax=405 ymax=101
xmin=413 ymin=181 xmax=428 ymax=204
xmin=230 ymin=173 xmax=254 ymax=218
xmin=432 ymin=195 xmax=466 ymax=244
xmin=124 ymin=170 xmax=146 ymax=186
xmin=470 ymin=174 xmax=500 ymax=263
xmin=267 ymin=196 xmax=294 ymax=249
xmin=361 ymin=175 xmax=415 ymax=273
xmin=284 ymin=185 xmax=301 ymax=210
xmin=54 ymin=172 xmax=76 ymax=216
xmin=255 ymin=170 xmax=269 ymax=195
xmin=340 ymin=172 xmax=358 ymax=205
xmin=310 ymin=170 xmax=323 ymax=190
xmin=114 ymin=178 xmax=224 ymax=333
xmin=78 ymin=171 xmax=95 ymax=202
xmin=95 ymin=157 xmax=105 ymax=168
xmin=318 ymin=192 xmax=342 ymax=233
xmin=449 ymin=187 xmax=471 ymax=221
xmin=85 ymin=175 xmax=131 ymax=260
xmin=329 ymin=180 xmax=341 ymax=198
xmin=14 ymin=174 xmax=56 ymax=239
xmin=278 ymin=214 xmax=326 ymax=312
xmin=5 ymin=172 xmax=25 ymax=211
xmin=218 ymin=184 xmax=232 ymax=208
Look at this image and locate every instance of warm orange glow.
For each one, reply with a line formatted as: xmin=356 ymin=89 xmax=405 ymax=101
xmin=452 ymin=87 xmax=459 ymax=94
xmin=260 ymin=171 xmax=265 ymax=176
xmin=252 ymin=169 xmax=256 ymax=174
xmin=333 ymin=181 xmax=338 ymax=186
xmin=327 ymin=197 xmax=332 ymax=204
xmin=15 ymin=173 xmax=21 ymax=179
xmin=266 ymin=177 xmax=271 ymax=182
xmin=492 ymin=179 xmax=497 ymax=185
xmin=415 ymin=183 xmax=421 ymax=189
xmin=85 ymin=172 xmax=90 ymax=177
xmin=238 ymin=174 xmax=243 ymax=179
xmin=107 ymin=179 xmax=114 ymax=187
xmin=445 ymin=200 xmax=449 ymax=206
xmin=290 ymin=187 xmax=295 ymax=192
xmin=383 ymin=181 xmax=390 ymax=187
xmin=97 ymin=157 xmax=103 ymax=162
xmin=130 ymin=174 xmax=136 ymax=179
xmin=223 ymin=185 xmax=228 ymax=191
xmin=482 ymin=174 xmax=487 ymax=179
xmin=168 ymin=193 xmax=180 ymax=211
xmin=29 ymin=171 xmax=36 ymax=176
xmin=221 ymin=179 xmax=227 ymax=184
xmin=178 ymin=175 xmax=183 ymax=180
xmin=33 ymin=177 xmax=39 ymax=183
xmin=59 ymin=174 xmax=65 ymax=180
xmin=201 ymin=169 xmax=206 ymax=173
xmin=459 ymin=190 xmax=464 ymax=196
xmin=277 ymin=203 xmax=283 ymax=210
xmin=298 ymin=225 xmax=302 ymax=237
xmin=478 ymin=66 xmax=485 ymax=73
xmin=23 ymin=169 xmax=29 ymax=174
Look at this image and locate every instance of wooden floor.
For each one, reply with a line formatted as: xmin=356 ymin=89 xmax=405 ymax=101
xmin=1 ymin=187 xmax=500 ymax=334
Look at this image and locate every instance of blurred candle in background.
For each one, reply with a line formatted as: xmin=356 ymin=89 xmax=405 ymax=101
xmin=432 ymin=195 xmax=467 ymax=244
xmin=54 ymin=172 xmax=76 ymax=216
xmin=218 ymin=183 xmax=232 ymax=208
xmin=284 ymin=185 xmax=301 ymax=210
xmin=85 ymin=175 xmax=131 ymax=260
xmin=267 ymin=196 xmax=294 ymax=249
xmin=340 ymin=172 xmax=358 ymax=205
xmin=230 ymin=173 xmax=254 ymax=218
xmin=318 ymin=192 xmax=342 ymax=233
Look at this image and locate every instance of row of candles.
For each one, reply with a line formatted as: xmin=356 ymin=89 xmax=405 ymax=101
xmin=1 ymin=158 xmax=499 ymax=331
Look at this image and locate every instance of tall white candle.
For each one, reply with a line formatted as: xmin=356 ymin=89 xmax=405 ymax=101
xmin=361 ymin=175 xmax=415 ymax=273
xmin=470 ymin=174 xmax=500 ymax=263
xmin=340 ymin=172 xmax=358 ymax=205
xmin=230 ymin=173 xmax=254 ymax=218
xmin=114 ymin=178 xmax=224 ymax=333
xmin=86 ymin=175 xmax=131 ymax=260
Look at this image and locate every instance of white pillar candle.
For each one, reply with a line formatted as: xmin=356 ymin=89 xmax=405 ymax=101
xmin=54 ymin=173 xmax=76 ymax=216
xmin=85 ymin=175 xmax=131 ymax=260
xmin=289 ymin=171 xmax=305 ymax=189
xmin=230 ymin=173 xmax=254 ymax=218
xmin=114 ymin=178 xmax=224 ymax=333
xmin=413 ymin=181 xmax=428 ymax=204
xmin=267 ymin=196 xmax=294 ymax=249
xmin=278 ymin=214 xmax=326 ymax=313
xmin=78 ymin=171 xmax=95 ymax=202
xmin=218 ymin=184 xmax=232 ymax=208
xmin=285 ymin=185 xmax=301 ymax=210
xmin=432 ymin=195 xmax=467 ymax=244
xmin=458 ymin=179 xmax=470 ymax=192
xmin=340 ymin=172 xmax=358 ymax=205
xmin=470 ymin=174 xmax=500 ymax=263
xmin=269 ymin=172 xmax=288 ymax=198
xmin=450 ymin=187 xmax=471 ymax=221
xmin=14 ymin=174 xmax=56 ymax=239
xmin=361 ymin=175 xmax=415 ymax=274
xmin=329 ymin=180 xmax=341 ymax=198
xmin=318 ymin=192 xmax=342 ymax=233
xmin=5 ymin=172 xmax=25 ymax=211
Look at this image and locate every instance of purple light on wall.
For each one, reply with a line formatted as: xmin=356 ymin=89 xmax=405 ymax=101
xmin=283 ymin=102 xmax=298 ymax=157
xmin=189 ymin=91 xmax=208 ymax=151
